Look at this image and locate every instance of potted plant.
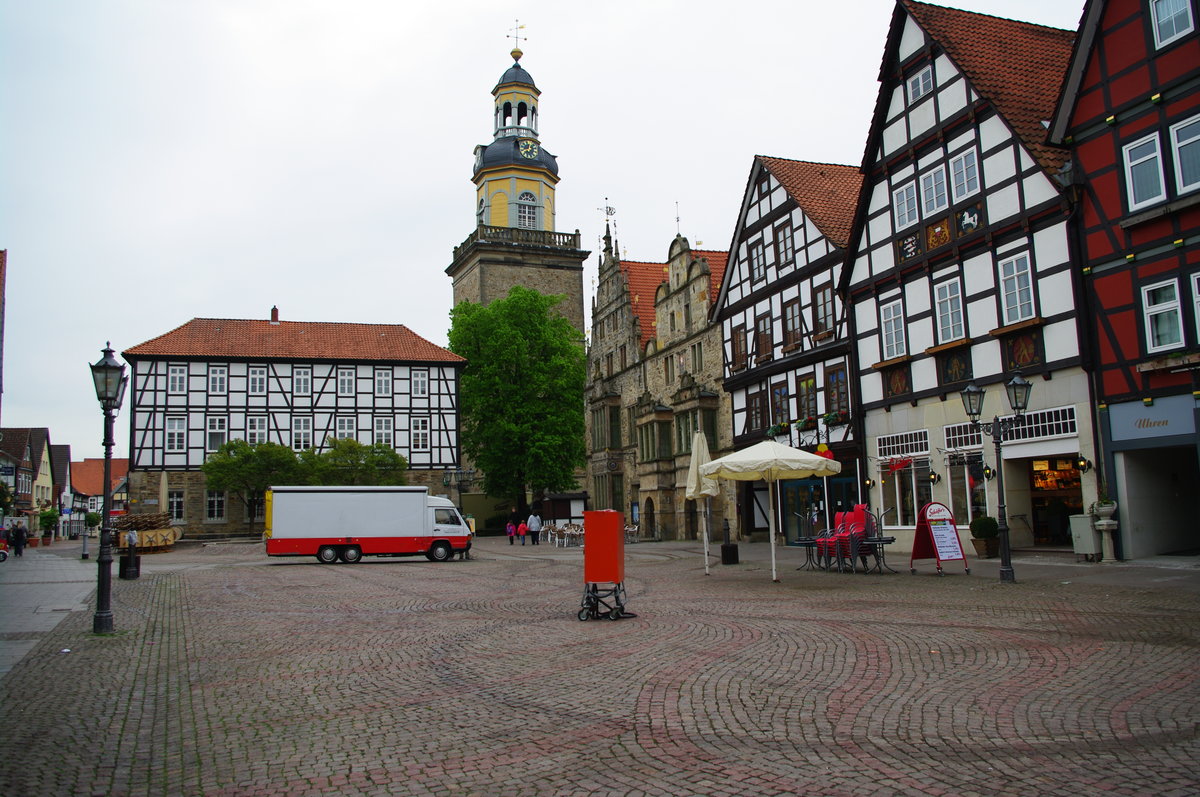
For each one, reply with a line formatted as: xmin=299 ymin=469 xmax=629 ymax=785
xmin=798 ymin=416 xmax=819 ymax=431
xmin=39 ymin=508 xmax=60 ymax=546
xmin=969 ymin=515 xmax=999 ymax=558
xmin=822 ymin=409 xmax=851 ymax=427
xmin=1090 ymin=480 xmax=1117 ymax=519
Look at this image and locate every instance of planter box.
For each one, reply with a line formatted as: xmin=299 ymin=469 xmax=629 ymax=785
xmin=971 ymin=537 xmax=999 ymax=558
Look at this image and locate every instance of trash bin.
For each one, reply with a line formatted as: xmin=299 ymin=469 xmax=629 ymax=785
xmin=1069 ymin=514 xmax=1100 ymax=559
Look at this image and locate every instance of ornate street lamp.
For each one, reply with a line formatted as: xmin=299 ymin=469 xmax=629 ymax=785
xmin=960 ymin=371 xmax=1032 ymax=584
xmin=90 ymin=343 xmax=128 ymax=633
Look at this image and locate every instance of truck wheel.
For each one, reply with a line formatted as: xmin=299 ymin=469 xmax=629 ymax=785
xmin=429 ymin=542 xmax=452 ymax=562
xmin=339 ymin=546 xmax=362 ymax=564
xmin=317 ymin=546 xmax=339 ymax=564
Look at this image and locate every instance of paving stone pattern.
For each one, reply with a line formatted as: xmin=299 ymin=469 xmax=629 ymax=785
xmin=1 ymin=539 xmax=1198 ymax=796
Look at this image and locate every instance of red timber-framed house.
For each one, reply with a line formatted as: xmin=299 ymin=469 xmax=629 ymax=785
xmin=1048 ymin=0 xmax=1200 ymax=557
xmin=123 ymin=308 xmax=465 ymax=539
xmin=842 ymin=1 xmax=1095 ymax=553
xmin=713 ymin=157 xmax=863 ymax=542
xmin=585 ymin=224 xmax=734 ymax=539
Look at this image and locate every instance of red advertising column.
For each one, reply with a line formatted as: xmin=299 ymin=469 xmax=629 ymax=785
xmin=583 ymin=510 xmax=624 ymax=584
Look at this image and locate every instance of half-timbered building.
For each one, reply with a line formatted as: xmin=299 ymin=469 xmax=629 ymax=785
xmin=1048 ymin=0 xmax=1200 ymax=557
xmin=123 ymin=308 xmax=464 ymax=539
xmin=713 ymin=157 xmax=863 ymax=542
xmin=585 ymin=227 xmax=734 ymax=540
xmin=843 ymin=1 xmax=1094 ymax=551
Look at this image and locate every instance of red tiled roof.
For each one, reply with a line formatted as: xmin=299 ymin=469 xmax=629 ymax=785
xmin=902 ymin=0 xmax=1074 ymax=174
xmin=124 ymin=318 xmax=463 ymax=364
xmin=70 ymin=458 xmax=129 ymax=497
xmin=618 ymin=260 xmax=665 ymax=351
xmin=757 ymin=158 xmax=863 ymax=248
xmin=691 ymin=250 xmax=730 ymax=304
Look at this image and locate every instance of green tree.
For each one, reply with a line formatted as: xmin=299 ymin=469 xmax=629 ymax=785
xmin=85 ymin=511 xmax=102 ymax=530
xmin=300 ymin=438 xmax=409 ymax=486
xmin=39 ymin=508 xmax=60 ymax=536
xmin=201 ymin=440 xmax=302 ymax=535
xmin=448 ymin=285 xmax=586 ymax=511
xmin=0 ymin=482 xmax=13 ymax=521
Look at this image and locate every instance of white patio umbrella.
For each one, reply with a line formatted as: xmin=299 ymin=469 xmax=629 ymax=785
xmin=700 ymin=439 xmax=842 ymax=582
xmin=685 ymin=430 xmax=720 ymax=575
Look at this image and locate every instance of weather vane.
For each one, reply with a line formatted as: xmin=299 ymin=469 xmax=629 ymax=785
xmin=508 ymin=20 xmax=526 ymax=53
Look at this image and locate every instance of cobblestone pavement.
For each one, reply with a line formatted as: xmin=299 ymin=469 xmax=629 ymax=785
xmin=1 ymin=538 xmax=1198 ymax=796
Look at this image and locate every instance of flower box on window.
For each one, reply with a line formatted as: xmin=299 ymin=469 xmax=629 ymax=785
xmin=822 ymin=410 xmax=851 ymax=427
xmin=798 ymin=417 xmax=819 ymax=432
xmin=766 ymin=421 xmax=791 ymax=437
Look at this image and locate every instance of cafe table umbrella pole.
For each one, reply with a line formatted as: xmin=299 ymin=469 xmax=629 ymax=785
xmin=685 ymin=430 xmax=720 ymax=576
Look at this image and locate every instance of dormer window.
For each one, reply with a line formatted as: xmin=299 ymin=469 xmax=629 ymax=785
xmin=906 ymin=65 xmax=934 ymax=104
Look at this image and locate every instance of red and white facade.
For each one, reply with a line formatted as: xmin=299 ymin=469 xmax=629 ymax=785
xmin=1049 ymin=0 xmax=1200 ymax=557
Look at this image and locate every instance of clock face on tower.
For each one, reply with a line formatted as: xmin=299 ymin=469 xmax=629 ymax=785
xmin=519 ymin=140 xmax=539 ymax=159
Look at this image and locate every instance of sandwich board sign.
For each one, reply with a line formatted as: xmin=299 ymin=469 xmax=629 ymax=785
xmin=910 ymin=501 xmax=969 ymax=576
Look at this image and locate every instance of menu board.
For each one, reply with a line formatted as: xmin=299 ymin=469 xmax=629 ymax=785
xmin=910 ymin=501 xmax=969 ymax=575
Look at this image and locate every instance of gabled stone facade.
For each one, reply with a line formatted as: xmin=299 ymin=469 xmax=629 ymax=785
xmin=585 ymin=229 xmax=737 ymax=540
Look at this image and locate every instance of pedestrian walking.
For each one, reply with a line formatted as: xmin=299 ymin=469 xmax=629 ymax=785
xmin=506 ymin=520 xmax=516 ymax=545
xmin=11 ymin=522 xmax=27 ymax=558
xmin=518 ymin=521 xmax=528 ymax=545
xmin=527 ymin=510 xmax=542 ymax=545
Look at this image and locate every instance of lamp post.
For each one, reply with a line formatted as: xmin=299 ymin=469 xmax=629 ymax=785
xmin=90 ymin=343 xmax=128 ymax=633
xmin=960 ymin=371 xmax=1032 ymax=584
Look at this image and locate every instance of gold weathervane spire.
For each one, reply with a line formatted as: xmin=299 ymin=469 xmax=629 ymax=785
xmin=508 ymin=19 xmax=526 ymax=61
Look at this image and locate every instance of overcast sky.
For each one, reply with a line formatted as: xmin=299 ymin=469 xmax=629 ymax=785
xmin=0 ymin=0 xmax=1085 ymax=461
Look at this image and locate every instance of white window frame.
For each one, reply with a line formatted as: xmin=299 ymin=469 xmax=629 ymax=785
xmin=1170 ymin=113 xmax=1200 ymax=195
xmin=338 ymin=368 xmax=355 ymax=396
xmin=906 ymin=64 xmax=934 ymax=104
xmin=950 ymin=148 xmax=980 ymax=202
xmin=374 ymin=369 xmax=392 ymax=397
xmin=205 ymin=490 xmax=226 ymax=523
xmin=999 ymin=253 xmax=1035 ymax=325
xmin=168 ymin=365 xmax=187 ymax=395
xmin=516 ymin=191 xmax=537 ymax=229
xmin=411 ymin=417 xmax=430 ymax=452
xmin=920 ymin=166 xmax=949 ymax=215
xmin=206 ymin=417 xmax=227 ymax=452
xmin=168 ymin=489 xmax=185 ymax=523
xmin=1193 ymin=273 xmax=1200 ymax=341
xmin=248 ymin=366 xmax=267 ymax=396
xmin=374 ymin=416 xmax=394 ymax=447
xmin=246 ymin=416 xmax=268 ymax=445
xmin=293 ymin=368 xmax=311 ymax=397
xmin=412 ymin=370 xmax=429 ymax=397
xmin=292 ymin=416 xmax=313 ymax=451
xmin=935 ymin=278 xmax=965 ymax=343
xmin=881 ymin=300 xmax=907 ymax=360
xmin=892 ymin=182 xmax=919 ymax=230
xmin=1123 ymin=133 xmax=1167 ymax=211
xmin=749 ymin=241 xmax=766 ymax=282
xmin=335 ymin=416 xmax=355 ymax=439
xmin=208 ymin=366 xmax=228 ymax=395
xmin=1142 ymin=278 xmax=1184 ymax=353
xmin=165 ymin=417 xmax=186 ymax=453
xmin=1152 ymin=0 xmax=1195 ymax=48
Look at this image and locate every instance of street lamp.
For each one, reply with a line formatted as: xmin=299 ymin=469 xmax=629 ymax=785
xmin=960 ymin=370 xmax=1032 ymax=584
xmin=90 ymin=343 xmax=128 ymax=633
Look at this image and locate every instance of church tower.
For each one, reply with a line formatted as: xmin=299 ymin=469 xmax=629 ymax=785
xmin=447 ymin=46 xmax=589 ymax=334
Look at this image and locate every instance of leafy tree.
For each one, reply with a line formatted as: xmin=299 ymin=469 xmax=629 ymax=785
xmin=85 ymin=511 xmax=102 ymax=530
xmin=300 ymin=438 xmax=409 ymax=486
xmin=0 ymin=482 xmax=13 ymax=520
xmin=39 ymin=508 xmax=60 ymax=536
xmin=448 ymin=285 xmax=586 ymax=512
xmin=201 ymin=441 xmax=302 ymax=535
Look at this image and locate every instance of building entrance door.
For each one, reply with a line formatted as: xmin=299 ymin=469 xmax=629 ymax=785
xmin=1028 ymin=456 xmax=1084 ymax=546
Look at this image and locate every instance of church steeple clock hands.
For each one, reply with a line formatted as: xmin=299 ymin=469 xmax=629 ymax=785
xmin=447 ymin=36 xmax=587 ymax=334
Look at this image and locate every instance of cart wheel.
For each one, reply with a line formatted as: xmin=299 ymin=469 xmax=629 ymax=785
xmin=0 ymin=550 xmax=6 ymax=562
xmin=577 ymin=608 xmax=590 ymax=621
xmin=609 ymin=606 xmax=622 ymax=621
xmin=965 ymin=567 xmax=971 ymax=575
xmin=937 ymin=569 xmax=945 ymax=577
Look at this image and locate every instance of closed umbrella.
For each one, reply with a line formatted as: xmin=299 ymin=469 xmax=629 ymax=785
xmin=701 ymin=439 xmax=842 ymax=582
xmin=685 ymin=430 xmax=720 ymax=575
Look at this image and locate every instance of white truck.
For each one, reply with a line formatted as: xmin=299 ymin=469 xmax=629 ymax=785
xmin=264 ymin=485 xmax=471 ymax=564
